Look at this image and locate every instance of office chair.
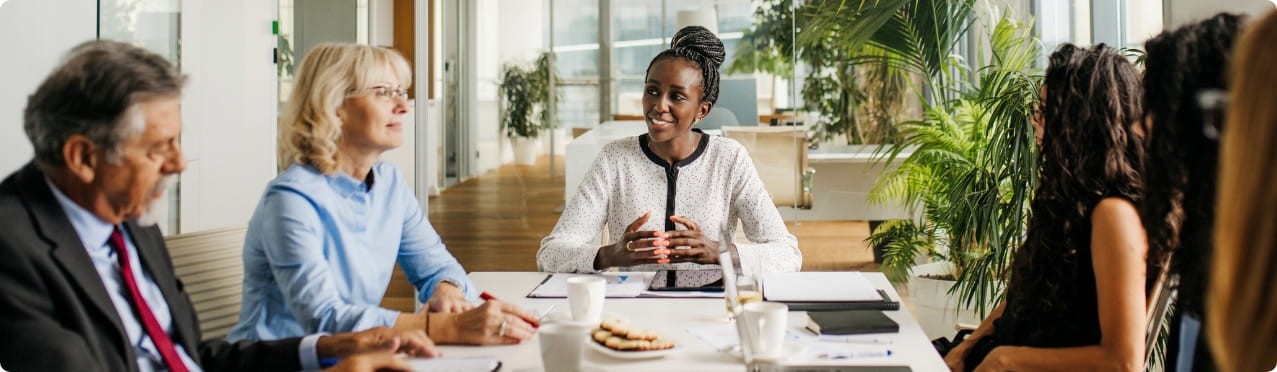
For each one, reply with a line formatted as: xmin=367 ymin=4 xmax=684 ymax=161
xmin=721 ymin=125 xmax=813 ymax=210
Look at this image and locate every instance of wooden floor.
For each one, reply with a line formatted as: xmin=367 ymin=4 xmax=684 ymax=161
xmin=381 ymin=155 xmax=878 ymax=311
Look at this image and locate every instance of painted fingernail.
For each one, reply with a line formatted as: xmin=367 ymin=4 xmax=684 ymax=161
xmin=657 ymin=259 xmax=671 ymax=264
xmin=654 ymin=240 xmax=669 ymax=246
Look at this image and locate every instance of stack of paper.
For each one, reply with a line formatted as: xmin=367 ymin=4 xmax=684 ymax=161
xmin=762 ymin=272 xmax=882 ymax=302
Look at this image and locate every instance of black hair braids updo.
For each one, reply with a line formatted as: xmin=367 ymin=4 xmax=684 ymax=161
xmin=646 ymin=25 xmax=725 ymax=104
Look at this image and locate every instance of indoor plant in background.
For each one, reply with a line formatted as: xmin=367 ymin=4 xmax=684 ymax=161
xmin=726 ymin=0 xmax=911 ymax=145
xmin=498 ymin=51 xmax=557 ymax=166
xmin=802 ymin=0 xmax=1041 ymax=339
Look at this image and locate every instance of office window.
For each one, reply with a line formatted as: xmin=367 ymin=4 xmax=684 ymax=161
xmin=99 ymin=0 xmax=181 ymax=235
xmin=1034 ymin=0 xmax=1163 ymax=50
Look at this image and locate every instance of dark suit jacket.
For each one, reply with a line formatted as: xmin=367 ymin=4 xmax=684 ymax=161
xmin=0 ymin=163 xmax=303 ymax=372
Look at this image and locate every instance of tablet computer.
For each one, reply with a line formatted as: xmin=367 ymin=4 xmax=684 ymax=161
xmin=647 ymin=269 xmax=724 ymax=291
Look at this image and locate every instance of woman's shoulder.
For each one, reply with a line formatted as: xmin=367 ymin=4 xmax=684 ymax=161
xmin=1092 ymin=196 xmax=1140 ymax=224
xmin=270 ymin=163 xmax=325 ymax=189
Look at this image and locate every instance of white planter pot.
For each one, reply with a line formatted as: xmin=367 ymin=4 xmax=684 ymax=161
xmin=511 ymin=136 xmax=541 ymax=166
xmin=906 ymin=262 xmax=987 ymax=340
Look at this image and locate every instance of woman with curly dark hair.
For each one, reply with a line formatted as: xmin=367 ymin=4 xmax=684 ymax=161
xmin=944 ymin=44 xmax=1151 ymax=372
xmin=1139 ymin=13 xmax=1246 ymax=372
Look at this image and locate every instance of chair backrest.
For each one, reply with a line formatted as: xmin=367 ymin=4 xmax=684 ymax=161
xmin=1144 ymin=265 xmax=1179 ymax=369
xmin=165 ymin=226 xmax=248 ymax=341
xmin=698 ymin=107 xmax=740 ymax=131
xmin=721 ymin=125 xmax=811 ymax=209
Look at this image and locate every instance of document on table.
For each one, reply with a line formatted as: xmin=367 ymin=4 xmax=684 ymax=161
xmin=526 ymin=273 xmax=648 ymax=298
xmin=408 ymin=356 xmax=500 ymax=372
xmin=762 ymin=272 xmax=882 ymax=302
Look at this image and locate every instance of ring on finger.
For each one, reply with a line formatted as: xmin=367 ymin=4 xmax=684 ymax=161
xmin=625 ymin=240 xmax=635 ymax=251
xmin=498 ymin=320 xmax=508 ymax=337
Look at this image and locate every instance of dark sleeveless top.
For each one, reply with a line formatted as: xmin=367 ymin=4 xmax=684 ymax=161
xmin=965 ymin=194 xmax=1127 ymax=367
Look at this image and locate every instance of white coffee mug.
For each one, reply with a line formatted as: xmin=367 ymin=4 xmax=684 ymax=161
xmin=539 ymin=322 xmax=591 ymax=372
xmin=566 ymin=276 xmax=606 ymax=324
xmin=742 ymin=301 xmax=788 ymax=360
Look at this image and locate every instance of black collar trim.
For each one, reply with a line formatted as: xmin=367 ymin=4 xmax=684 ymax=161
xmin=638 ymin=128 xmax=710 ymax=169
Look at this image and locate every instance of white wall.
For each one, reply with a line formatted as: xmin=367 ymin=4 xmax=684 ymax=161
xmin=1165 ymin=0 xmax=1275 ymax=28
xmin=178 ymin=0 xmax=278 ymax=232
xmin=0 ymin=0 xmax=97 ymax=176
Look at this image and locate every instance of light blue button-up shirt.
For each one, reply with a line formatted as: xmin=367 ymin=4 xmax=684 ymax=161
xmin=229 ymin=162 xmax=476 ymax=342
xmin=44 ymin=178 xmax=205 ymax=372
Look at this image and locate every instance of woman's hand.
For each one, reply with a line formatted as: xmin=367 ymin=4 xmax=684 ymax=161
xmin=322 ymin=352 xmax=411 ymax=372
xmin=595 ymin=211 xmax=672 ymax=269
xmin=316 ymin=326 xmax=440 ymax=359
xmin=431 ymin=299 xmax=539 ymax=345
xmin=664 ymin=216 xmax=720 ymax=265
xmin=944 ymin=339 xmax=973 ymax=372
xmin=970 ymin=346 xmax=1015 ymax=372
xmin=426 ymin=282 xmax=474 ymax=313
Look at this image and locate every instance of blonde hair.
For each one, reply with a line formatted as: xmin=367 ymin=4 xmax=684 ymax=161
xmin=278 ymin=43 xmax=411 ymax=173
xmin=1208 ymin=9 xmax=1277 ymax=372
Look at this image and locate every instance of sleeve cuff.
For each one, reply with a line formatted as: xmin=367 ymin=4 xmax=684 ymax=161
xmin=299 ymin=333 xmax=327 ymax=371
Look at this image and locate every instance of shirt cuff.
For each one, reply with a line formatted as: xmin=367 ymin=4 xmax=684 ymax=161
xmin=299 ymin=333 xmax=327 ymax=371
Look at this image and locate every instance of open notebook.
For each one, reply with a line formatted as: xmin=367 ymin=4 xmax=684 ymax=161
xmin=762 ymin=272 xmax=899 ymax=311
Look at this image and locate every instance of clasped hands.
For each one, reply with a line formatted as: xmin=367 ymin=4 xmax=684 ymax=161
xmin=596 ymin=211 xmax=722 ymax=269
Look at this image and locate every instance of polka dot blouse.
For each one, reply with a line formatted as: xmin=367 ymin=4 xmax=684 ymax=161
xmin=538 ymin=131 xmax=801 ymax=274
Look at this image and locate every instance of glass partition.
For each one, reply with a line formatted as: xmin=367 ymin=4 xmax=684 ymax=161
xmin=99 ymin=0 xmax=181 ymax=235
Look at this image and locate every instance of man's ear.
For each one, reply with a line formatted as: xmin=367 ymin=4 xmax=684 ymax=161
xmin=61 ymin=135 xmax=99 ymax=184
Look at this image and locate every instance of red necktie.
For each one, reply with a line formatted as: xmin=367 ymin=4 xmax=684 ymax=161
xmin=109 ymin=227 xmax=191 ymax=372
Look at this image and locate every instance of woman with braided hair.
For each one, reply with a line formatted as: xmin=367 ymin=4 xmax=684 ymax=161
xmin=538 ymin=26 xmax=800 ymax=274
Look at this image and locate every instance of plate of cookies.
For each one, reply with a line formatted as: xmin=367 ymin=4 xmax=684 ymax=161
xmin=589 ymin=317 xmax=677 ymax=359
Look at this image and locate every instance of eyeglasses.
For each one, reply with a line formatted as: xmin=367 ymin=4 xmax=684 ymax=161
xmin=360 ymin=85 xmax=409 ymax=101
xmin=1198 ymin=89 xmax=1228 ymax=141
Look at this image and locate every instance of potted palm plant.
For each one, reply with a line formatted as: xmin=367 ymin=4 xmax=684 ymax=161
xmin=499 ymin=52 xmax=556 ymax=166
xmin=803 ymin=0 xmax=1041 ymax=339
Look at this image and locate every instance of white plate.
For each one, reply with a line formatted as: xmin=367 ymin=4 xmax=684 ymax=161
xmin=588 ymin=340 xmax=677 ymax=360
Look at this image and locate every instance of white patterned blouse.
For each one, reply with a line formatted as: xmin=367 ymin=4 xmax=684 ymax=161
xmin=538 ymin=130 xmax=801 ymax=274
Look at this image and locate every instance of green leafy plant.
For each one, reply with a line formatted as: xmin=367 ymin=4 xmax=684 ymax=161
xmin=727 ymin=0 xmax=909 ymax=144
xmin=499 ymin=52 xmax=558 ymax=138
xmin=801 ymin=0 xmax=1039 ymax=316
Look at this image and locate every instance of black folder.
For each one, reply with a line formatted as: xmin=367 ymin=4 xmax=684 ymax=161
xmin=777 ymin=289 xmax=900 ymax=311
xmin=805 ymin=310 xmax=900 ymax=335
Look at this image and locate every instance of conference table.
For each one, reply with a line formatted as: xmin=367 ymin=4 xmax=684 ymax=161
xmin=435 ymin=272 xmax=947 ymax=371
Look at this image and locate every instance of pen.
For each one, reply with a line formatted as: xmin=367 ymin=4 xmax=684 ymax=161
xmin=479 ymin=291 xmax=541 ymax=328
xmin=821 ymin=349 xmax=893 ymax=359
xmin=319 ymin=357 xmax=340 ymax=368
xmin=813 ymin=335 xmax=895 ymax=345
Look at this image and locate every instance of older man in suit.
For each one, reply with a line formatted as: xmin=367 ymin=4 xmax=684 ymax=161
xmin=0 ymin=40 xmax=437 ymax=372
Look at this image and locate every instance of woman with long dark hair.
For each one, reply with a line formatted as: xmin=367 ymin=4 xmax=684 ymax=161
xmin=944 ymin=44 xmax=1154 ymax=372
xmin=1140 ymin=13 xmax=1246 ymax=372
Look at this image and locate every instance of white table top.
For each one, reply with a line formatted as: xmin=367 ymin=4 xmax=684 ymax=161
xmin=436 ymin=272 xmax=946 ymax=372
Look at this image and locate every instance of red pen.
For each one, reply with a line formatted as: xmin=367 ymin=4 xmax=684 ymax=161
xmin=480 ymin=291 xmax=540 ymax=328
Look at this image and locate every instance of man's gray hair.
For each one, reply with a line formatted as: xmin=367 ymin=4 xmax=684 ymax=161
xmin=24 ymin=40 xmax=185 ymax=168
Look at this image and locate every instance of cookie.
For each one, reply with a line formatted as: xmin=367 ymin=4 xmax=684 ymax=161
xmin=592 ymin=329 xmax=612 ymax=343
xmin=617 ymin=339 xmax=650 ymax=351
xmin=600 ymin=318 xmax=629 ymax=332
xmin=625 ymin=328 xmax=658 ymax=341
xmin=649 ymin=338 xmax=675 ymax=350
xmin=608 ymin=323 xmax=632 ymax=338
xmin=604 ymin=336 xmax=625 ymax=349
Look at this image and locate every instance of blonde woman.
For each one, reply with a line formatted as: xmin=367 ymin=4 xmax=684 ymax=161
xmin=1208 ymin=9 xmax=1277 ymax=372
xmin=230 ymin=43 xmax=537 ymax=346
